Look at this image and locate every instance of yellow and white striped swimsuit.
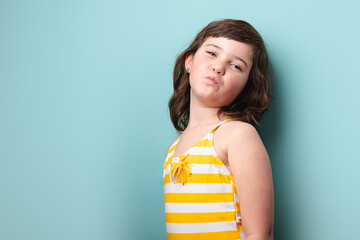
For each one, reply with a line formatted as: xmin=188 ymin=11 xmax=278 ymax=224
xmin=163 ymin=120 xmax=244 ymax=240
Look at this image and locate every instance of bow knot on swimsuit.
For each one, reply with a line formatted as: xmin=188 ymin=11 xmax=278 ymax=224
xmin=170 ymin=154 xmax=192 ymax=184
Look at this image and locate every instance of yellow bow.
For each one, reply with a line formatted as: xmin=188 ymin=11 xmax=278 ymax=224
xmin=170 ymin=154 xmax=192 ymax=184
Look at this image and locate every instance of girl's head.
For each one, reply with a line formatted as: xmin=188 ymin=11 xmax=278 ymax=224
xmin=169 ymin=19 xmax=272 ymax=131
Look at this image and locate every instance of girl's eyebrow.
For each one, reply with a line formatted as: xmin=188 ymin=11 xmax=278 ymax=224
xmin=205 ymin=43 xmax=249 ymax=68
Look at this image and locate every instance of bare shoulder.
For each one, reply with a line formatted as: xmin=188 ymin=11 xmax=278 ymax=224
xmin=218 ymin=120 xmax=262 ymax=147
xmin=221 ymin=120 xmax=258 ymax=135
xmin=216 ymin=120 xmax=269 ymax=165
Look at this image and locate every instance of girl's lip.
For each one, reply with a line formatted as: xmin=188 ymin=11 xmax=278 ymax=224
xmin=205 ymin=75 xmax=218 ymax=84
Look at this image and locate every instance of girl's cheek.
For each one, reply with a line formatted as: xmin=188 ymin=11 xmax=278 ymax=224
xmin=227 ymin=80 xmax=239 ymax=90
xmin=229 ymin=79 xmax=246 ymax=95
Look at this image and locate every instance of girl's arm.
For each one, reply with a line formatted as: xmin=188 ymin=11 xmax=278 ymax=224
xmin=225 ymin=122 xmax=274 ymax=240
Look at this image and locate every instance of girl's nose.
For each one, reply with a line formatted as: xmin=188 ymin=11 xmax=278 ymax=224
xmin=211 ymin=62 xmax=225 ymax=75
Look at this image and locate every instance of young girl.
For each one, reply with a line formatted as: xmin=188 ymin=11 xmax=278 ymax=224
xmin=163 ymin=19 xmax=274 ymax=240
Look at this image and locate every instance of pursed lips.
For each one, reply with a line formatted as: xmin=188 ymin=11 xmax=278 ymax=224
xmin=205 ymin=75 xmax=219 ymax=85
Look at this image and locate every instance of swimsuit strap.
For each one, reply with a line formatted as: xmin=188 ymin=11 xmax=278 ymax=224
xmin=210 ymin=119 xmax=231 ymax=134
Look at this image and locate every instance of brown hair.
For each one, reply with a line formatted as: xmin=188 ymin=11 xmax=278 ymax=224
xmin=169 ymin=19 xmax=272 ymax=132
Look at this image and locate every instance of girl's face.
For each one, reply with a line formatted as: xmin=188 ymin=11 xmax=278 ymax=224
xmin=185 ymin=37 xmax=253 ymax=108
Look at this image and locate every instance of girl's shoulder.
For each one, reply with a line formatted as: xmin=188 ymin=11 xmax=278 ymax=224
xmin=220 ymin=120 xmax=258 ymax=138
xmin=165 ymin=135 xmax=180 ymax=155
xmin=213 ymin=120 xmax=267 ymax=166
xmin=216 ymin=120 xmax=264 ymax=151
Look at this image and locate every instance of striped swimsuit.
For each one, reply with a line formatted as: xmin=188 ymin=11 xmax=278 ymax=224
xmin=163 ymin=121 xmax=244 ymax=240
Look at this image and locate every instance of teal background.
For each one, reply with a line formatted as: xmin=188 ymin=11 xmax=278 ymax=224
xmin=1 ymin=0 xmax=359 ymax=239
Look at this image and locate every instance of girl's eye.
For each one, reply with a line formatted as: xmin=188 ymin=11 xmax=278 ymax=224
xmin=206 ymin=51 xmax=216 ymax=56
xmin=232 ymin=64 xmax=243 ymax=72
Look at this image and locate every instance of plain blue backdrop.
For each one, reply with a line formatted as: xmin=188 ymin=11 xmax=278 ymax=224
xmin=1 ymin=0 xmax=359 ymax=239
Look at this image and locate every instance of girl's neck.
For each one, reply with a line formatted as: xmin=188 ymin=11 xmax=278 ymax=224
xmin=187 ymin=96 xmax=222 ymax=129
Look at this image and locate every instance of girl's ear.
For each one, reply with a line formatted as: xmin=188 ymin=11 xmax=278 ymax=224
xmin=184 ymin=53 xmax=194 ymax=71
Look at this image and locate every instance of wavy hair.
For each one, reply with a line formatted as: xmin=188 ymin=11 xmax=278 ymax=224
xmin=169 ymin=19 xmax=272 ymax=132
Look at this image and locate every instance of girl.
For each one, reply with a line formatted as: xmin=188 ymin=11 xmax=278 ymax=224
xmin=163 ymin=19 xmax=274 ymax=240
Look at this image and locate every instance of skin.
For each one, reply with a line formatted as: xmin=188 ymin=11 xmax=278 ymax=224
xmin=171 ymin=37 xmax=274 ymax=240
